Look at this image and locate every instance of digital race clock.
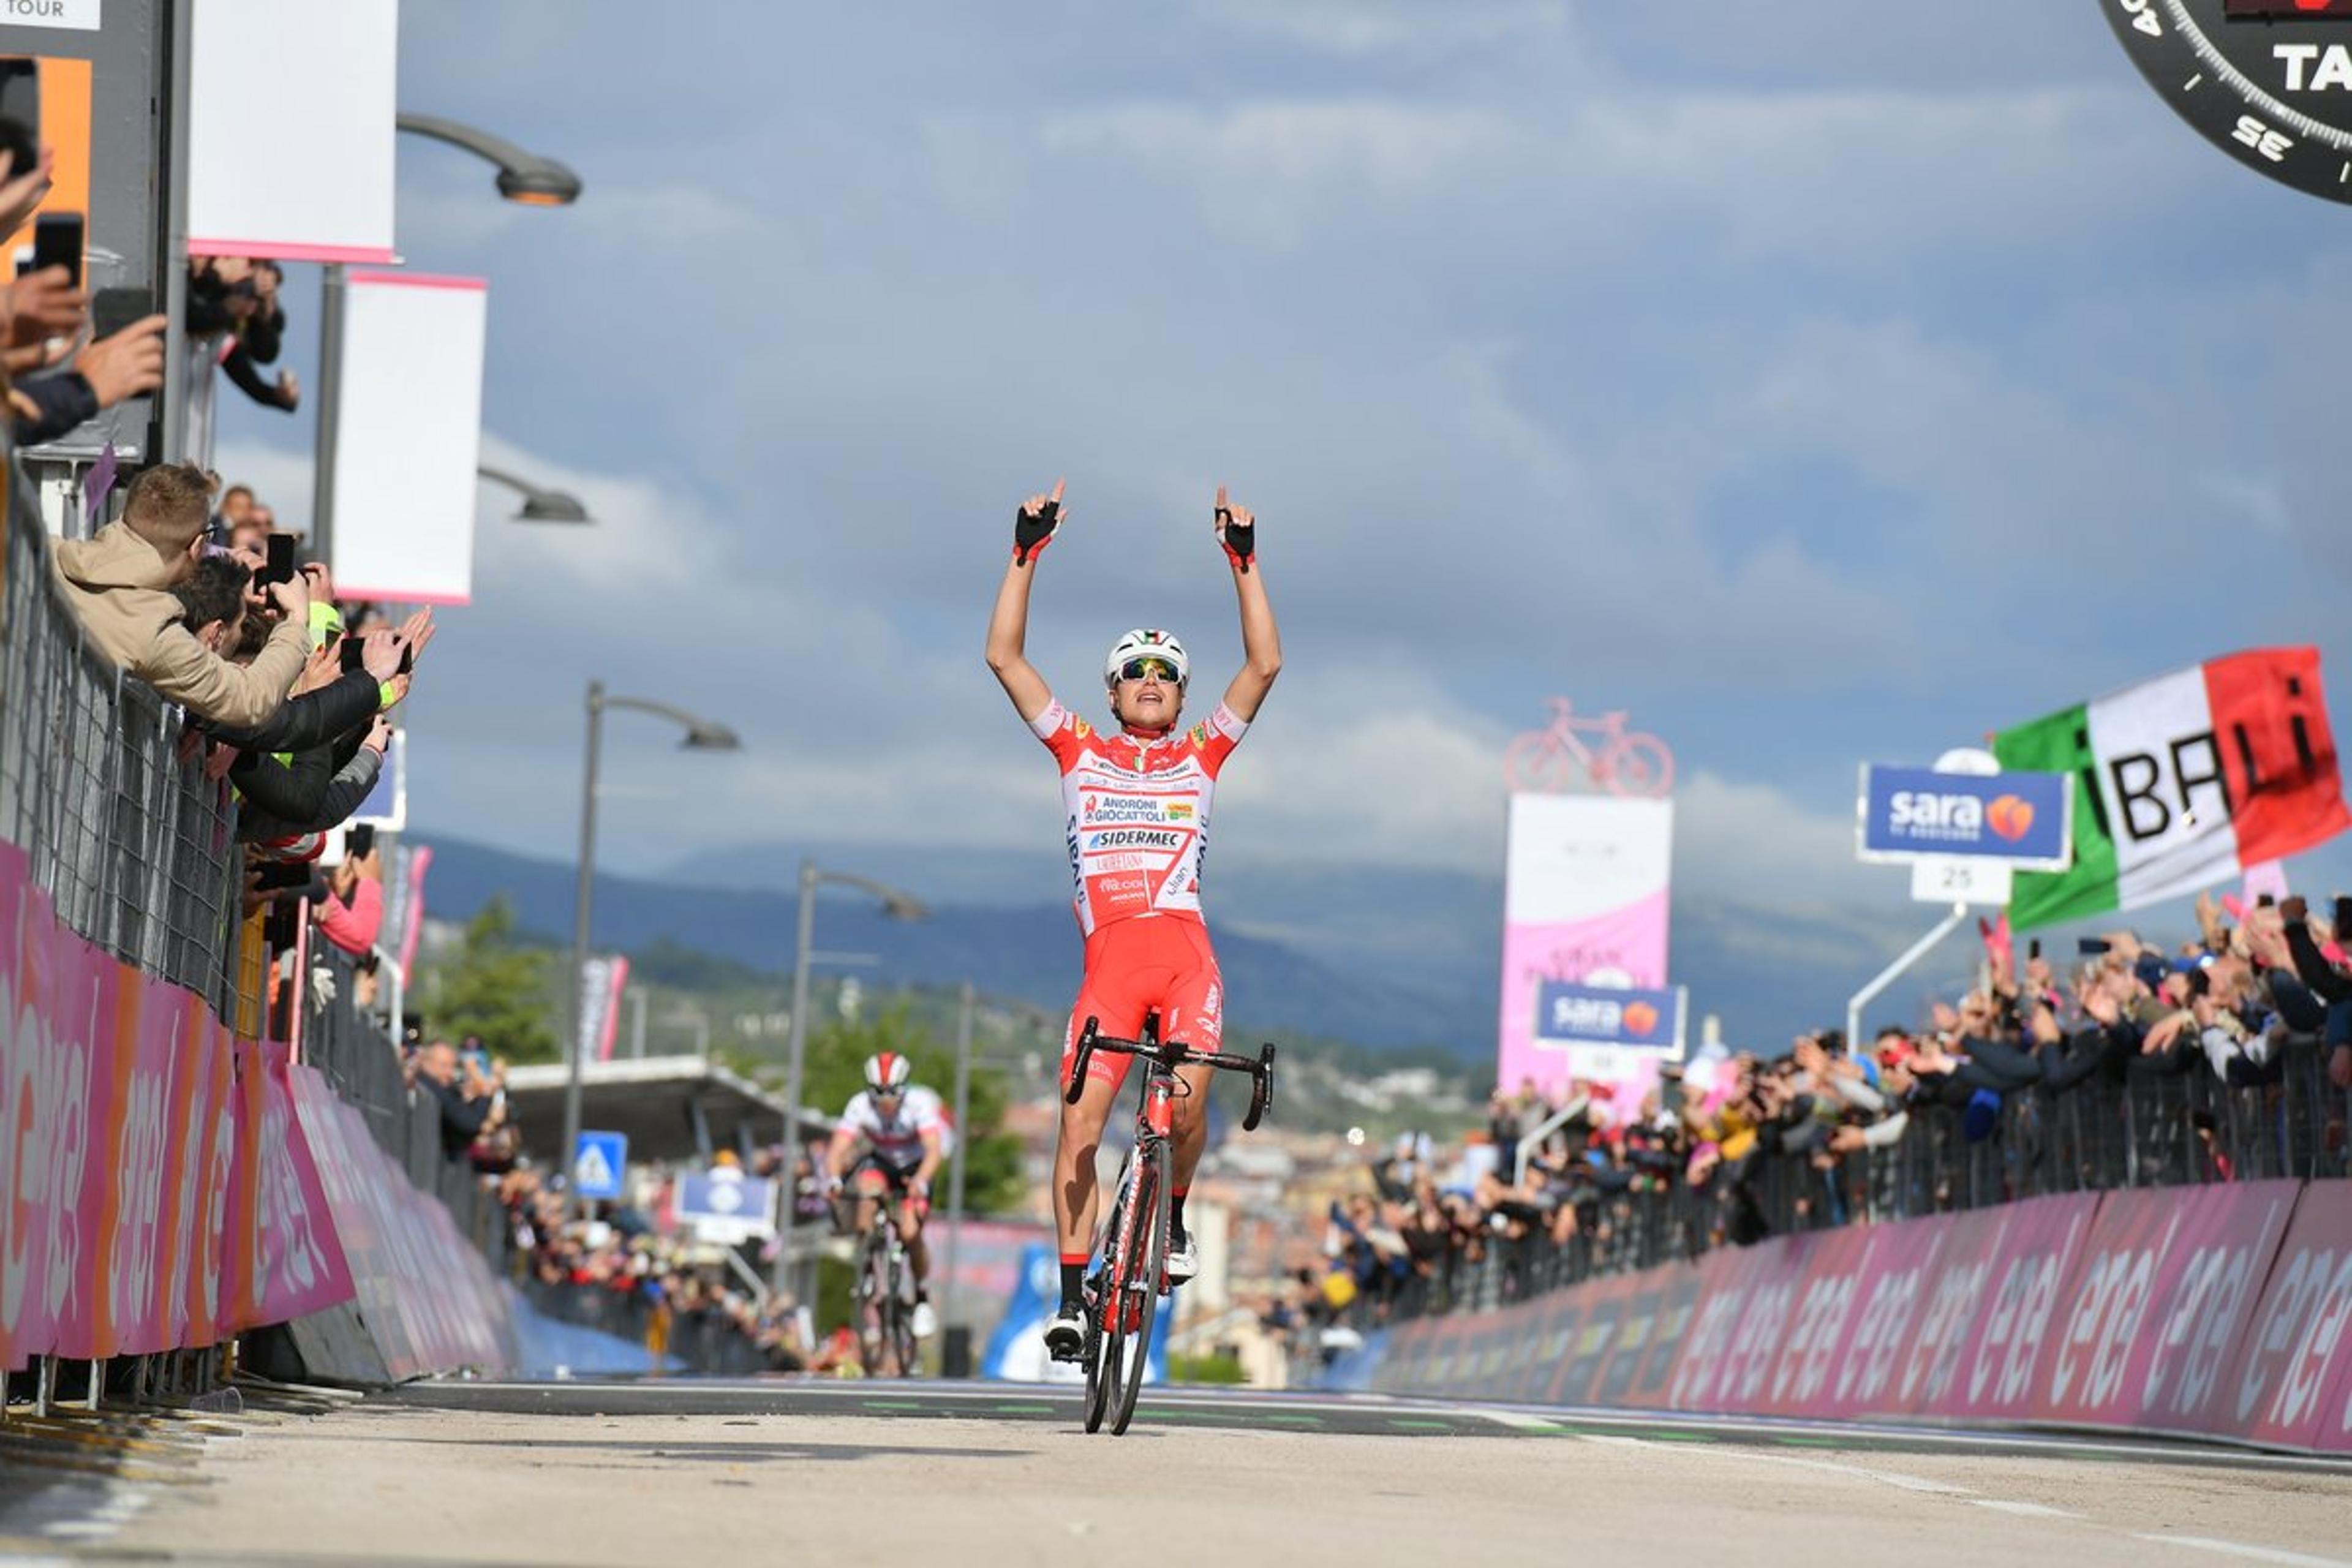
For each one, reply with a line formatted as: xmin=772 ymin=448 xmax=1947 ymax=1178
xmin=2103 ymin=0 xmax=2352 ymax=202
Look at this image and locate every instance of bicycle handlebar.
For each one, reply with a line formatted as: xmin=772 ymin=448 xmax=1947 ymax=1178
xmin=1062 ymin=1015 xmax=1279 ymax=1131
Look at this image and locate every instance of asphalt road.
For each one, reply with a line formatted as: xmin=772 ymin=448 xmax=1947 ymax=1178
xmin=6 ymin=1379 xmax=2350 ymax=1567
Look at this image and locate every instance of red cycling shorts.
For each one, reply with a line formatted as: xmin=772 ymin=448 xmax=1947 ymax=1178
xmin=1062 ymin=915 xmax=1226 ymax=1089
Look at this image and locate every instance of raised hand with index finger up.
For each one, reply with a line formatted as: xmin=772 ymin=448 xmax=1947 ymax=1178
xmin=1213 ymin=484 xmax=1254 ymax=573
xmin=1014 ymin=477 xmax=1065 ymax=567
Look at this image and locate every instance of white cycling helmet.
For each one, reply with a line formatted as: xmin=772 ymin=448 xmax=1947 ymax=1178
xmin=1104 ymin=628 xmax=1189 ymax=689
xmin=863 ymin=1052 xmax=911 ymax=1096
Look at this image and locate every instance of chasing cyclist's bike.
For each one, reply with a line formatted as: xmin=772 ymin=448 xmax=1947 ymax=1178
xmin=1062 ymin=1009 xmax=1275 ymax=1435
xmin=845 ymin=1185 xmax=921 ymax=1378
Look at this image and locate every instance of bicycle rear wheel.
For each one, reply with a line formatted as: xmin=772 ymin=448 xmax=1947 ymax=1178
xmin=855 ymin=1231 xmax=891 ymax=1373
xmin=1110 ymin=1140 xmax=1169 ymax=1436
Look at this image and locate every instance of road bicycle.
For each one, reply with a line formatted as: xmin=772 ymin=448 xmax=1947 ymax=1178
xmin=1061 ymin=1010 xmax=1275 ymax=1435
xmin=844 ymin=1180 xmax=921 ymax=1378
xmin=1502 ymin=697 xmax=1675 ymax=799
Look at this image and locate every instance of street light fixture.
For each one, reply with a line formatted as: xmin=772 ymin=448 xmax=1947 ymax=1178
xmin=562 ymin=681 xmax=741 ymax=1221
xmin=312 ymin=112 xmax=581 ymax=567
xmin=478 ymin=463 xmax=592 ymax=524
xmin=395 ymin=112 xmax=584 ymax=206
xmin=771 ymin=861 xmax=929 ymax=1302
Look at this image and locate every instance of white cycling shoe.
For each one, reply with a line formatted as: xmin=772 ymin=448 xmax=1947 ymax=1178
xmin=1044 ymin=1303 xmax=1087 ymax=1362
xmin=1166 ymin=1229 xmax=1198 ymax=1286
xmin=912 ymin=1300 xmax=940 ymax=1338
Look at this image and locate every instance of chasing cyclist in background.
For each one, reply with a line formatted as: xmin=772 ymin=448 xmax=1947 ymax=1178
xmin=824 ymin=1052 xmax=946 ymax=1339
xmin=984 ymin=478 xmax=1282 ymax=1360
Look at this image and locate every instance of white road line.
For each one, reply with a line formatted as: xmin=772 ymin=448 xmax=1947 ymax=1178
xmin=1970 ymin=1501 xmax=2083 ymax=1520
xmin=2131 ymin=1535 xmax=2352 ymax=1568
xmin=1578 ymin=1433 xmax=1974 ymax=1496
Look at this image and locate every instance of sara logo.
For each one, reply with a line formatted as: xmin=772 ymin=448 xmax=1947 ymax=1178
xmin=1888 ymin=790 xmax=1994 ymax=844
xmin=1622 ymin=1001 xmax=1660 ymax=1038
xmin=1986 ymin=794 xmax=2035 ymax=842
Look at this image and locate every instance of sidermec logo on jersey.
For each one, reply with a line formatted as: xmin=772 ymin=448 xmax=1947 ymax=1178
xmin=1086 ymin=827 xmax=1185 ymax=850
xmin=1031 ymin=696 xmax=1248 ymax=937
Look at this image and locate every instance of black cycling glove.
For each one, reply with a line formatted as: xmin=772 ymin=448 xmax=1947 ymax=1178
xmin=1014 ymin=499 xmax=1061 ymax=566
xmin=1216 ymin=507 xmax=1254 ymax=573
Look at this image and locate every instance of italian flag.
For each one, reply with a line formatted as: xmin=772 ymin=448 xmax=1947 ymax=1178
xmin=1993 ymin=648 xmax=2352 ymax=929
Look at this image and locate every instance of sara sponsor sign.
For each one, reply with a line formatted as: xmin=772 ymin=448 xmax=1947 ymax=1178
xmin=1532 ymin=981 xmax=1687 ymax=1079
xmin=1858 ymin=765 xmax=2073 ymax=869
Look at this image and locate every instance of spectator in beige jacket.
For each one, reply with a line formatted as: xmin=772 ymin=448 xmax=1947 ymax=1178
xmin=50 ymin=462 xmax=311 ymax=729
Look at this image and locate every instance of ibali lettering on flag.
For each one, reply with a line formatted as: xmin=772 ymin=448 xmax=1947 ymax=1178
xmin=1993 ymin=649 xmax=2352 ymax=928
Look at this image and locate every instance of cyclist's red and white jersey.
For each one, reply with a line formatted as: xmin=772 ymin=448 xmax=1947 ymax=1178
xmin=837 ymin=1086 xmax=946 ymax=1166
xmin=1031 ymin=697 xmax=1248 ymax=937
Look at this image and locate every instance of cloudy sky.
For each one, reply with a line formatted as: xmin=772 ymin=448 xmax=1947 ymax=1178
xmin=217 ymin=0 xmax=2352 ymax=923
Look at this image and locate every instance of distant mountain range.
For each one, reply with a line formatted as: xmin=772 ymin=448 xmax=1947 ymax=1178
xmin=414 ymin=834 xmax=1955 ymax=1061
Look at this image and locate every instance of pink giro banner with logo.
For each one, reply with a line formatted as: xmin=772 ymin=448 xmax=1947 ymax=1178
xmin=1496 ymin=793 xmax=1673 ymax=1095
xmin=0 ymin=838 xmax=353 ymax=1371
xmin=289 ymin=1067 xmax=515 ymax=1380
xmin=1360 ymin=1177 xmax=2352 ymax=1454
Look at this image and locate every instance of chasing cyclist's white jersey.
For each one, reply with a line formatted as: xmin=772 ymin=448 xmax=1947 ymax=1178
xmin=838 ymin=1086 xmax=947 ymax=1166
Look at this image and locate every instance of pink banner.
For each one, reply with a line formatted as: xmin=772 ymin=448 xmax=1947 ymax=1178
xmin=289 ymin=1067 xmax=514 ymax=1379
xmin=0 ymin=837 xmax=356 ymax=1371
xmin=2038 ymin=1182 xmax=2299 ymax=1436
xmin=1496 ymin=794 xmax=1673 ymax=1098
xmin=2215 ymin=1186 xmax=2352 ymax=1454
xmin=1360 ymin=1181 xmax=2352 ymax=1454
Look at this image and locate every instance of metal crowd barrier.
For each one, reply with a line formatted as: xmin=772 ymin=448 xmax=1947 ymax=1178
xmin=0 ymin=469 xmax=249 ymax=1025
xmin=514 ymin=1276 xmax=774 ymax=1377
xmin=303 ymin=941 xmax=510 ymax=1273
xmin=1357 ymin=1047 xmax=2352 ymax=1329
xmin=0 ymin=466 xmax=503 ymax=1411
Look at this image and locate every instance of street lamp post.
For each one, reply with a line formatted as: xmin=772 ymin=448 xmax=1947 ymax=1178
xmin=560 ymin=681 xmax=739 ymax=1223
xmin=312 ymin=113 xmax=581 ymax=566
xmin=770 ymin=860 xmax=929 ymax=1305
xmin=478 ymin=463 xmax=592 ymax=524
xmin=941 ymin=980 xmax=975 ymax=1354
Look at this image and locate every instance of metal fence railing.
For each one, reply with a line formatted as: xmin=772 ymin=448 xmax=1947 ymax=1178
xmin=1359 ymin=1047 xmax=2352 ymax=1327
xmin=0 ymin=470 xmax=249 ymax=1025
xmin=302 ymin=940 xmax=509 ymax=1272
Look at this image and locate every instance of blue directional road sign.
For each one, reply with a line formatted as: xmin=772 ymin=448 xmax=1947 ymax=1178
xmin=571 ymin=1130 xmax=628 ymax=1202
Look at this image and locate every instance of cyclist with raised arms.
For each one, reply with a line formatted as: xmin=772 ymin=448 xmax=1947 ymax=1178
xmin=824 ymin=1051 xmax=946 ymax=1339
xmin=986 ymin=478 xmax=1281 ymax=1360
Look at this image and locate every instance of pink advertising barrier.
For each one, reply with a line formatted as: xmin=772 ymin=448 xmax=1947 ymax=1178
xmin=0 ymin=838 xmax=355 ymax=1371
xmin=1366 ymin=1178 xmax=2352 ymax=1453
xmin=2212 ymin=1186 xmax=2352 ymax=1455
xmin=288 ymin=1067 xmax=515 ymax=1379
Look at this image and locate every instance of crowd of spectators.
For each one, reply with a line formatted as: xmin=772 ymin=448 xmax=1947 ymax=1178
xmin=1283 ymin=899 xmax=2352 ymax=1340
xmin=0 ymin=123 xmax=168 ymax=451
xmin=492 ymin=1153 xmax=820 ymax=1374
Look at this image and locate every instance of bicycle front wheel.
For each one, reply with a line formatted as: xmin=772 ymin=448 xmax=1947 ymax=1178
xmin=888 ymin=1250 xmax=919 ymax=1378
xmin=1084 ymin=1163 xmax=1134 ymax=1434
xmin=1110 ymin=1140 xmax=1170 ymax=1436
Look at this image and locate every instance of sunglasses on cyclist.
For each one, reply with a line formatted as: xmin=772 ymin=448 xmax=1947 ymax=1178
xmin=1118 ymin=657 xmax=1180 ymax=685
